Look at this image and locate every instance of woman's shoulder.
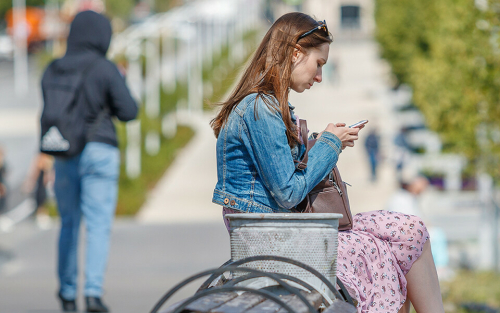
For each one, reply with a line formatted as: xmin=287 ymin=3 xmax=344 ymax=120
xmin=237 ymin=93 xmax=281 ymax=118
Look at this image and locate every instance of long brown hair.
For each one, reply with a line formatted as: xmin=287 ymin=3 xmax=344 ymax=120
xmin=210 ymin=12 xmax=333 ymax=147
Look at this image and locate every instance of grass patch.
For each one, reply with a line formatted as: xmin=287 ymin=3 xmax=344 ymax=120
xmin=441 ymin=270 xmax=500 ymax=312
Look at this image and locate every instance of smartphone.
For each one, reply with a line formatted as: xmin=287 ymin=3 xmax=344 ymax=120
xmin=349 ymin=120 xmax=369 ymax=128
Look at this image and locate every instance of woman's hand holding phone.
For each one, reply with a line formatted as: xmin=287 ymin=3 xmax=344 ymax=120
xmin=319 ymin=123 xmax=360 ymax=150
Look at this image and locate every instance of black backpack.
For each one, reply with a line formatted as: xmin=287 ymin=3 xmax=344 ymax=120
xmin=40 ymin=59 xmax=99 ymax=157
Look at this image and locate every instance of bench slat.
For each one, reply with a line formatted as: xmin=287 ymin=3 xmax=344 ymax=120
xmin=244 ymin=291 xmax=322 ymax=313
xmin=275 ymin=291 xmax=323 ymax=313
xmin=209 ymin=292 xmax=265 ymax=313
xmin=186 ymin=292 xmax=239 ymax=312
xmin=243 ymin=294 xmax=294 ymax=313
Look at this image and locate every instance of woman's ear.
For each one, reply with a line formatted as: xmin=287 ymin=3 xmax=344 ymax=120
xmin=292 ymin=44 xmax=303 ymax=63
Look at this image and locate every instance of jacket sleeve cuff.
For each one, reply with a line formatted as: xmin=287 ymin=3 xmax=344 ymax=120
xmin=318 ymin=131 xmax=342 ymax=156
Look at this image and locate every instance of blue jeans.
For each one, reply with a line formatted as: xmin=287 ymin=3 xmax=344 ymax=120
xmin=368 ymin=152 xmax=378 ymax=181
xmin=54 ymin=142 xmax=120 ymax=299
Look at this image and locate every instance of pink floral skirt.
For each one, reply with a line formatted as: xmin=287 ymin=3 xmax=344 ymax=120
xmin=222 ymin=209 xmax=429 ymax=313
xmin=337 ymin=210 xmax=429 ymax=312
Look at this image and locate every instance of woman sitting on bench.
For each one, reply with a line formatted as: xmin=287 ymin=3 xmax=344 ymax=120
xmin=210 ymin=12 xmax=444 ymax=313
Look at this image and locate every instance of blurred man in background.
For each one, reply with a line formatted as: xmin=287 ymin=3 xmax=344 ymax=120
xmin=364 ymin=127 xmax=380 ymax=182
xmin=41 ymin=11 xmax=138 ymax=312
xmin=0 ymin=147 xmax=7 ymax=214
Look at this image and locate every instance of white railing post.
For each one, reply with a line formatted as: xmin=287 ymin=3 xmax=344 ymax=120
xmin=161 ymin=31 xmax=177 ymax=94
xmin=145 ymin=37 xmax=160 ymax=119
xmin=126 ymin=120 xmax=142 ymax=179
xmin=126 ymin=41 xmax=143 ymax=102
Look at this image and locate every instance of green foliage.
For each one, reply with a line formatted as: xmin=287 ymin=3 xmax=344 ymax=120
xmin=154 ymin=0 xmax=182 ymax=14
xmin=106 ymin=0 xmax=180 ymax=21
xmin=203 ymin=30 xmax=259 ymax=110
xmin=375 ymin=0 xmax=438 ymax=84
xmin=105 ymin=0 xmax=135 ymax=20
xmin=375 ymin=0 xmax=500 ymax=180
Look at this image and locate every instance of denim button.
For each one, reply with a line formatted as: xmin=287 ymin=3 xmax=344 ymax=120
xmin=230 ymin=200 xmax=236 ymax=206
xmin=224 ymin=198 xmax=229 ymax=205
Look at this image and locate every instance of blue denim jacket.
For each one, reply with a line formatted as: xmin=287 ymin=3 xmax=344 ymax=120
xmin=212 ymin=93 xmax=343 ymax=213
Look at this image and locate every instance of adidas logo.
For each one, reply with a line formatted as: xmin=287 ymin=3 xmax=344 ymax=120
xmin=41 ymin=126 xmax=70 ymax=151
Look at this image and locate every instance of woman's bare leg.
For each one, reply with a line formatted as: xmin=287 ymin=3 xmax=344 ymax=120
xmin=398 ymin=300 xmax=411 ymax=313
xmin=405 ymin=240 xmax=444 ymax=313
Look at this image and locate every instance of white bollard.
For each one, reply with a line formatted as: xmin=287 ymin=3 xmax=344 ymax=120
xmin=145 ymin=131 xmax=160 ymax=156
xmin=126 ymin=42 xmax=143 ymax=102
xmin=162 ymin=112 xmax=177 ymax=139
xmin=145 ymin=38 xmax=160 ymax=119
xmin=161 ymin=34 xmax=177 ymax=94
xmin=126 ymin=120 xmax=142 ymax=179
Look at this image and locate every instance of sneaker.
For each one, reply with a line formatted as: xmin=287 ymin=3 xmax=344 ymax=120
xmin=58 ymin=292 xmax=77 ymax=312
xmin=85 ymin=296 xmax=109 ymax=312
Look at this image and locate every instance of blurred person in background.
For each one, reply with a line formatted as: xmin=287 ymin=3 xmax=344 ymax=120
xmin=387 ymin=171 xmax=451 ymax=281
xmin=394 ymin=128 xmax=411 ymax=182
xmin=41 ymin=11 xmax=138 ymax=312
xmin=23 ymin=153 xmax=54 ymax=229
xmin=364 ymin=127 xmax=380 ymax=182
xmin=387 ymin=171 xmax=428 ymax=217
xmin=0 ymin=147 xmax=7 ymax=214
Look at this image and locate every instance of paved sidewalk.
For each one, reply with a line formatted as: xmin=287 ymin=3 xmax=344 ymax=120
xmin=137 ymin=112 xmax=222 ymax=224
xmin=138 ymin=38 xmax=398 ymax=223
xmin=0 ymin=219 xmax=230 ymax=313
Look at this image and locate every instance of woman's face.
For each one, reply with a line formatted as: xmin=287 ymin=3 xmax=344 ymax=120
xmin=290 ymin=43 xmax=329 ymax=93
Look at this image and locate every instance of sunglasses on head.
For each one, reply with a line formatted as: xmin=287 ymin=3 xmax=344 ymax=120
xmin=298 ymin=20 xmax=328 ymax=40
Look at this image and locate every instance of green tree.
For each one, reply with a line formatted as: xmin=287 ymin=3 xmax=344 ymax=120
xmin=375 ymin=0 xmax=500 ymax=179
xmin=375 ymin=0 xmax=438 ymax=85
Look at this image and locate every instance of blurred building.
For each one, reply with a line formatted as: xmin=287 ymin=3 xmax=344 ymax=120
xmin=305 ymin=0 xmax=374 ymax=39
xmin=272 ymin=0 xmax=375 ymax=39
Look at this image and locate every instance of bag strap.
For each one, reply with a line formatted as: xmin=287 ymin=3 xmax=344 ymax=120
xmin=295 ymin=119 xmax=309 ymax=170
xmin=63 ymin=57 xmax=102 ymax=110
xmin=72 ymin=57 xmax=108 ymax=143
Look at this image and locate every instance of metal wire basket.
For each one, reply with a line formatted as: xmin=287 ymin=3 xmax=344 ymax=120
xmin=226 ymin=213 xmax=342 ymax=302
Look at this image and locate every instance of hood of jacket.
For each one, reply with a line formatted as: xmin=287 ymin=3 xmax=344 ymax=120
xmin=51 ymin=11 xmax=112 ymax=72
xmin=66 ymin=10 xmax=112 ymax=56
xmin=53 ymin=11 xmax=112 ymax=72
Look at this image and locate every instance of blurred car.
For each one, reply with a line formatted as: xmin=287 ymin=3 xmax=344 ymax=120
xmin=5 ymin=7 xmax=46 ymax=53
xmin=0 ymin=34 xmax=14 ymax=59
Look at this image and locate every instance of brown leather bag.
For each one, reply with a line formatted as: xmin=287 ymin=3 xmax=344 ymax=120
xmin=295 ymin=119 xmax=353 ymax=231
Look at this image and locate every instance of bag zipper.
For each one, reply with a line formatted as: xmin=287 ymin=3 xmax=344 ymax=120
xmin=333 ymin=181 xmax=343 ymax=196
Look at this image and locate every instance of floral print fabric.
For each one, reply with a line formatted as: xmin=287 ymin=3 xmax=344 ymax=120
xmin=337 ymin=210 xmax=429 ymax=313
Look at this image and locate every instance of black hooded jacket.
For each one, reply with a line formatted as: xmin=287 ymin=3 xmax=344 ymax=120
xmin=41 ymin=11 xmax=138 ymax=148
